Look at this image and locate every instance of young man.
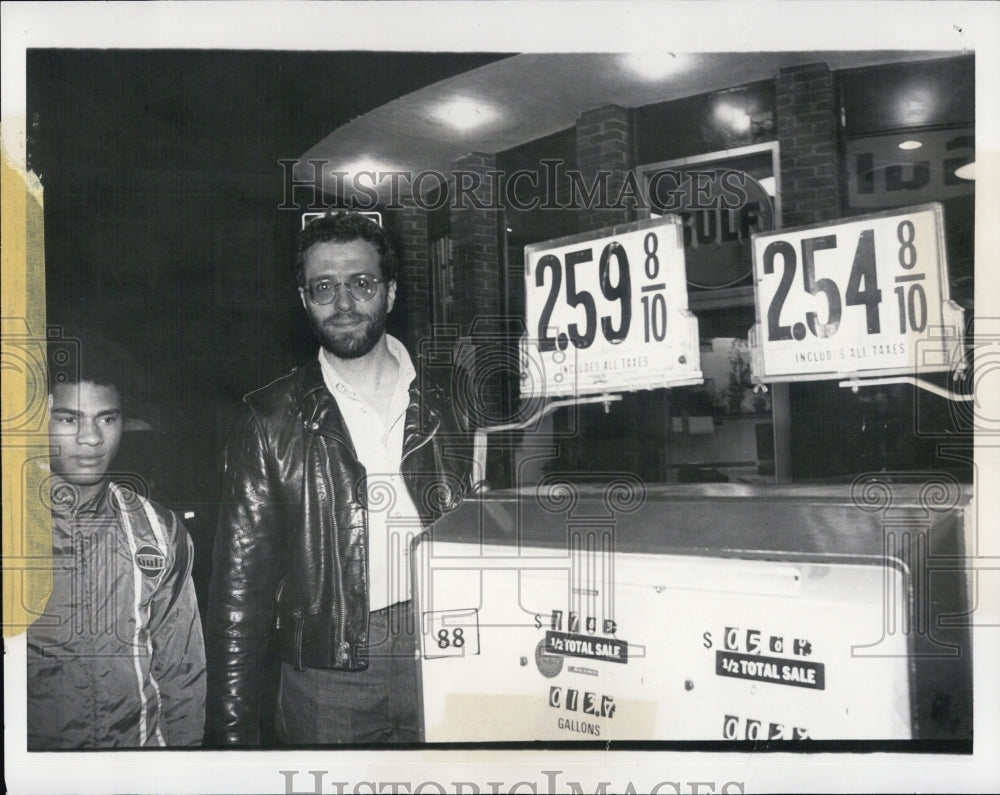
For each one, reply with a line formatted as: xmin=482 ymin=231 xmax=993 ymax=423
xmin=26 ymin=331 xmax=206 ymax=749
xmin=207 ymin=212 xmax=469 ymax=746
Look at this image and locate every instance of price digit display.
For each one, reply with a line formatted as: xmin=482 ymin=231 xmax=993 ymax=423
xmin=762 ymin=223 xmax=920 ymax=343
xmin=535 ymin=242 xmax=637 ymax=350
xmin=599 ymin=242 xmax=631 ymax=343
xmin=750 ymin=204 xmax=963 ymax=382
xmin=536 ymin=254 xmax=564 ymax=353
xmin=524 ymin=217 xmax=702 ymax=398
xmin=565 ymin=248 xmax=597 ymax=348
xmin=763 ymin=240 xmax=796 ymax=342
xmin=844 ymin=229 xmax=880 ymax=334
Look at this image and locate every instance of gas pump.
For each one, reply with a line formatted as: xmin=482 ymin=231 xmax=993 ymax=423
xmin=412 ymin=208 xmax=972 ymax=744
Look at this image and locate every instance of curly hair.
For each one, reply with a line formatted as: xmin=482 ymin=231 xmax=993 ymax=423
xmin=47 ymin=325 xmax=137 ymax=413
xmin=294 ymin=212 xmax=397 ymax=285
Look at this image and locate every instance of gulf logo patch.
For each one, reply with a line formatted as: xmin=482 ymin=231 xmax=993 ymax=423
xmin=135 ymin=545 xmax=166 ymax=577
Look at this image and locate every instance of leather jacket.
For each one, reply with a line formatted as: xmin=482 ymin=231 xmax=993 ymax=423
xmin=206 ymin=357 xmax=468 ymax=746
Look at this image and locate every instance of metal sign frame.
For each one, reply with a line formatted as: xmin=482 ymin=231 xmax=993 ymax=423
xmin=521 ymin=215 xmax=703 ymax=400
xmin=748 ymin=202 xmax=966 ymax=386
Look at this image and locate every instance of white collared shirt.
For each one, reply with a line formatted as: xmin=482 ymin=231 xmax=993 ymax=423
xmin=318 ymin=335 xmax=421 ymax=610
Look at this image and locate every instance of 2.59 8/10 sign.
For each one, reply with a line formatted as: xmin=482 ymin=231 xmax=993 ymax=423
xmin=749 ymin=203 xmax=965 ymax=382
xmin=522 ymin=217 xmax=703 ymax=399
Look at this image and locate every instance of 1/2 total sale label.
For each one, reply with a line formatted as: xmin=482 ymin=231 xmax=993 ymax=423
xmin=716 ymin=650 xmax=825 ymax=690
xmin=750 ymin=203 xmax=964 ymax=382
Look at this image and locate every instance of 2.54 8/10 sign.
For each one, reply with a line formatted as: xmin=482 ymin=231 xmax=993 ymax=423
xmin=522 ymin=217 xmax=703 ymax=399
xmin=749 ymin=203 xmax=965 ymax=382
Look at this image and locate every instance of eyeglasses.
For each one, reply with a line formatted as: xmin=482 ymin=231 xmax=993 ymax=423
xmin=301 ymin=274 xmax=385 ymax=304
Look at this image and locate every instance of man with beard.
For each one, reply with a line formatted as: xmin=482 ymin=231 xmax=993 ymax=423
xmin=206 ymin=212 xmax=469 ymax=746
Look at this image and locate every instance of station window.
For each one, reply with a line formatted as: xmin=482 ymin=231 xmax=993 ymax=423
xmin=661 ymin=304 xmax=775 ymax=483
xmin=505 ymin=304 xmax=777 ymax=488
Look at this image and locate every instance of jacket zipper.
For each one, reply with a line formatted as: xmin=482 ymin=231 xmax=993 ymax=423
xmin=319 ymin=437 xmax=350 ymax=664
xmin=312 ymin=400 xmax=439 ymax=664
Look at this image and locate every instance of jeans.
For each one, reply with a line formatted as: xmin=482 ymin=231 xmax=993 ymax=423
xmin=275 ymin=601 xmax=419 ymax=744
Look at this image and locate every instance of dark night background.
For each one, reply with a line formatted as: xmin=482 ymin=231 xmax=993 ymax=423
xmin=25 ymin=49 xmax=977 ymax=609
xmin=20 ymin=45 xmax=980 ymax=755
xmin=26 ymin=49 xmax=510 ymax=607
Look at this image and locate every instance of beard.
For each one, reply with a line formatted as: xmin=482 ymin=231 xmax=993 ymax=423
xmin=309 ymin=300 xmax=389 ymax=360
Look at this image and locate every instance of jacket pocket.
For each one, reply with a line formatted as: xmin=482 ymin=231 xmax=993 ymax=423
xmin=275 ymin=577 xmax=305 ymax=669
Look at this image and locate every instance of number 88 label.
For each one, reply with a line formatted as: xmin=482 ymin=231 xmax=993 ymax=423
xmin=422 ymin=609 xmax=480 ymax=659
xmin=523 ymin=216 xmax=703 ymax=399
xmin=750 ymin=204 xmax=960 ymax=381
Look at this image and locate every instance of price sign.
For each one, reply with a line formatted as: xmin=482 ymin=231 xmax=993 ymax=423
xmin=522 ymin=216 xmax=702 ymax=399
xmin=749 ymin=203 xmax=965 ymax=382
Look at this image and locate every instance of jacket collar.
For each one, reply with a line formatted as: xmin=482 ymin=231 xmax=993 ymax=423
xmin=297 ymin=356 xmax=329 ymax=405
xmin=49 ymin=476 xmax=113 ymax=517
xmin=296 ymin=354 xmax=441 ymax=451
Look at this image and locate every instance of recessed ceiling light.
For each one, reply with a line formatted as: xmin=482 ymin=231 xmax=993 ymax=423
xmin=436 ymin=98 xmax=495 ymax=130
xmin=898 ymin=140 xmax=923 ymax=150
xmin=342 ymin=156 xmax=396 ymax=176
xmin=897 ymin=89 xmax=935 ymax=126
xmin=623 ymin=52 xmax=680 ymax=80
xmin=713 ymin=102 xmax=751 ymax=134
xmin=954 ymin=162 xmax=975 ymax=181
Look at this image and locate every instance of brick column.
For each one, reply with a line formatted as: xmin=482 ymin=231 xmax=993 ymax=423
xmin=776 ymin=63 xmax=841 ymax=226
xmin=575 ymin=105 xmax=634 ymax=233
xmin=571 ymin=105 xmax=646 ymax=471
xmin=777 ymin=63 xmax=845 ymax=483
xmin=449 ymin=153 xmax=505 ymax=428
xmin=397 ymin=196 xmax=431 ymax=348
xmin=450 ymin=152 xmax=501 ymax=332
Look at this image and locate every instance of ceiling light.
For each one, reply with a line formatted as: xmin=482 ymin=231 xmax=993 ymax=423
xmin=342 ymin=156 xmax=396 ymax=176
xmin=897 ymin=89 xmax=935 ymax=126
xmin=898 ymin=140 xmax=923 ymax=150
xmin=436 ymin=98 xmax=495 ymax=130
xmin=953 ymin=162 xmax=975 ymax=181
xmin=713 ymin=102 xmax=751 ymax=134
xmin=623 ymin=52 xmax=680 ymax=80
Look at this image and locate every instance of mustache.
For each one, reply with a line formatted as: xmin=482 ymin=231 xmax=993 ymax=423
xmin=323 ymin=313 xmax=366 ymax=324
